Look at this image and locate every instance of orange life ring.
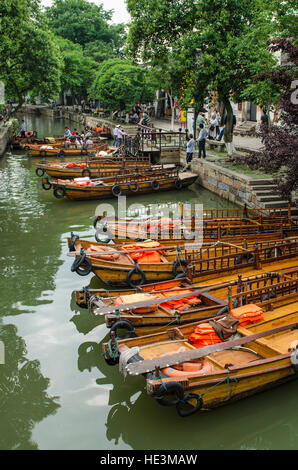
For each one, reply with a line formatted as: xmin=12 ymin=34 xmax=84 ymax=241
xmin=88 ymin=244 xmax=120 ymax=261
xmin=162 ymin=360 xmax=213 ymax=378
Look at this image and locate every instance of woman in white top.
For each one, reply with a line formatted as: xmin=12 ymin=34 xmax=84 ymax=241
xmin=208 ymin=114 xmax=217 ymax=140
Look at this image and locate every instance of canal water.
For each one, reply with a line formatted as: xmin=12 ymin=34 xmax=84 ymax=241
xmin=0 ymin=115 xmax=297 ymax=450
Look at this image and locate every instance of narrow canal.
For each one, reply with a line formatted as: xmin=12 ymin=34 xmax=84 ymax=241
xmin=0 ymin=115 xmax=297 ymax=450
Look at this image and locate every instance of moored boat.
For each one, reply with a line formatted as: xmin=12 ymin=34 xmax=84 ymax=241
xmin=75 ymin=267 xmax=298 ymax=310
xmin=43 ymin=168 xmax=198 ymax=201
xmin=27 ymin=141 xmax=109 ymax=157
xmin=102 ymin=288 xmax=298 ymax=416
xmin=93 ymin=205 xmax=297 ymax=245
xmin=35 ymin=158 xmax=172 ymax=180
xmin=88 ymin=268 xmax=298 ymax=337
xmin=67 ymin=236 xmax=298 ymax=286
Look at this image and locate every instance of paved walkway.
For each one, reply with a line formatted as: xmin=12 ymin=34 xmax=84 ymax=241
xmin=152 ymin=118 xmax=263 ymax=151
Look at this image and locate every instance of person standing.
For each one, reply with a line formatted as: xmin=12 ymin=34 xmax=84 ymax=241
xmin=197 ymin=124 xmax=208 ymax=159
xmin=116 ymin=126 xmax=126 ymax=147
xmin=216 ymin=111 xmax=221 ymax=136
xmin=64 ymin=127 xmax=71 ymax=138
xmin=260 ymin=109 xmax=269 ymax=143
xmin=186 ymin=134 xmax=195 ymax=164
xmin=196 ymin=112 xmax=205 ymax=136
xmin=113 ymin=125 xmax=119 ymax=146
xmin=208 ymin=113 xmax=217 ymax=140
xmin=20 ymin=120 xmax=26 ymax=137
xmin=85 ymin=137 xmax=94 ymax=149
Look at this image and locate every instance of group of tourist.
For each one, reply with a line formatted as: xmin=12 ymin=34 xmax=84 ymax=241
xmin=186 ymin=109 xmax=237 ymax=163
xmin=196 ymin=110 xmax=236 ymax=142
xmin=63 ymin=126 xmax=94 ymax=150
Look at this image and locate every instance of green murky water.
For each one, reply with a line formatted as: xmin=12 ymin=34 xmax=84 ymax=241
xmin=0 ymin=115 xmax=297 ymax=450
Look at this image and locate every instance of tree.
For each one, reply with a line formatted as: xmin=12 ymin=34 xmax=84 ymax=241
xmin=0 ymin=1 xmax=62 ymax=106
xmin=55 ymin=36 xmax=98 ymax=102
xmin=89 ymin=60 xmax=156 ymax=114
xmin=150 ymin=54 xmax=184 ymax=131
xmin=127 ymin=0 xmax=277 ymax=154
xmin=45 ymin=0 xmax=126 ymax=50
xmin=232 ymin=40 xmax=298 ymax=201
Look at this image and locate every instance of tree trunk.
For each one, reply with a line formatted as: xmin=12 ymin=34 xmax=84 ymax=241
xmin=193 ymin=106 xmax=198 ymax=139
xmin=222 ymin=97 xmax=235 ymax=157
xmin=167 ymin=91 xmax=175 ymax=131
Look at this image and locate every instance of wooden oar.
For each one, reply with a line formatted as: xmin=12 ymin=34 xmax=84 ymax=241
xmin=125 ymin=321 xmax=298 ymax=376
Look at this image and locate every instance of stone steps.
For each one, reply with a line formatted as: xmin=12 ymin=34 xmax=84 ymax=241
xmin=261 ymin=200 xmax=295 ymax=209
xmin=248 ymin=179 xmax=275 ymax=186
xmin=251 ymin=184 xmax=277 ymax=191
xmin=257 ymin=195 xmax=285 ymax=202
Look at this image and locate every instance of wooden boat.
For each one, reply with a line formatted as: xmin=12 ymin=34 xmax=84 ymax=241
xmin=27 ymin=141 xmax=109 ymax=157
xmin=67 ymin=236 xmax=298 ymax=286
xmin=10 ymin=127 xmax=110 ymax=149
xmin=95 ymin=205 xmax=294 ymax=228
xmin=102 ymin=285 xmax=298 ymax=415
xmin=35 ymin=157 xmax=167 ymax=179
xmin=86 ymin=268 xmax=298 ymax=337
xmin=75 ymin=267 xmax=298 ymax=309
xmin=94 ymin=205 xmax=297 ymax=245
xmin=22 ymin=136 xmax=107 ymax=151
xmin=43 ymin=168 xmax=198 ymax=201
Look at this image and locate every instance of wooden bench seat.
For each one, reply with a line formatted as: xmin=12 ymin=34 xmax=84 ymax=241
xmin=206 ymin=139 xmax=226 ymax=152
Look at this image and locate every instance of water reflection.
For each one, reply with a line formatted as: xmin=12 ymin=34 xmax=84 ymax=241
xmin=70 ymin=291 xmax=104 ymax=335
xmin=0 ymin=322 xmax=60 ymax=450
xmin=104 ymin=378 xmax=298 ymax=450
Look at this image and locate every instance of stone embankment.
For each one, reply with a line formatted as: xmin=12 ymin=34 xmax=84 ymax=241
xmin=0 ymin=120 xmax=14 ymax=156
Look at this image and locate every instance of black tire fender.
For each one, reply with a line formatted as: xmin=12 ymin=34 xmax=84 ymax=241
xmin=128 ymin=181 xmax=139 ymax=193
xmin=126 ymin=264 xmax=146 ymax=288
xmin=95 ymin=224 xmax=113 ymax=243
xmin=71 ymin=254 xmax=92 ymax=276
xmin=154 ymin=381 xmax=185 ymax=407
xmin=53 ymin=185 xmax=66 ymax=199
xmin=69 ymin=233 xmax=79 ymax=252
xmin=176 ymin=393 xmax=204 ymax=417
xmin=174 ymin=179 xmax=183 ymax=190
xmin=42 ymin=180 xmax=52 ymax=191
xmin=112 ymin=184 xmax=122 ymax=197
xmin=172 ymin=259 xmax=188 ymax=277
xmin=110 ymin=320 xmax=135 ymax=339
xmin=36 ymin=167 xmax=45 ymax=177
xmin=151 ymin=179 xmax=160 ymax=191
xmin=82 ymin=168 xmax=91 ymax=177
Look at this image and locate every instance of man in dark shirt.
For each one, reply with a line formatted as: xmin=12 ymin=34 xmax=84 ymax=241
xmin=260 ymin=109 xmax=269 ymax=143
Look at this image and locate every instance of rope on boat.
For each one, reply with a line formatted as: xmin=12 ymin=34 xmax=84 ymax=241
xmin=119 ymin=347 xmax=140 ymax=377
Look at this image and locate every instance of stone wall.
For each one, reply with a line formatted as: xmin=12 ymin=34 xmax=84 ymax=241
xmin=0 ymin=120 xmax=14 ymax=156
xmin=189 ymin=156 xmax=266 ymax=208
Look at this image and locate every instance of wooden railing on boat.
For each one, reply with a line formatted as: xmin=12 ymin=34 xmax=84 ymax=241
xmin=228 ymin=278 xmax=298 ymax=311
xmin=189 ymin=239 xmax=298 ymax=277
xmin=180 ymin=203 xmax=294 ymax=223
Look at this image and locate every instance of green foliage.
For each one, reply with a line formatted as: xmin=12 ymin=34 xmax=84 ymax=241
xmin=89 ymin=60 xmax=156 ymax=112
xmin=0 ymin=1 xmax=62 ymax=104
xmin=127 ymin=0 xmax=278 ymax=143
xmin=8 ymin=119 xmax=20 ymax=137
xmin=46 ymin=0 xmax=126 ymax=49
xmin=55 ymin=36 xmax=97 ymax=99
